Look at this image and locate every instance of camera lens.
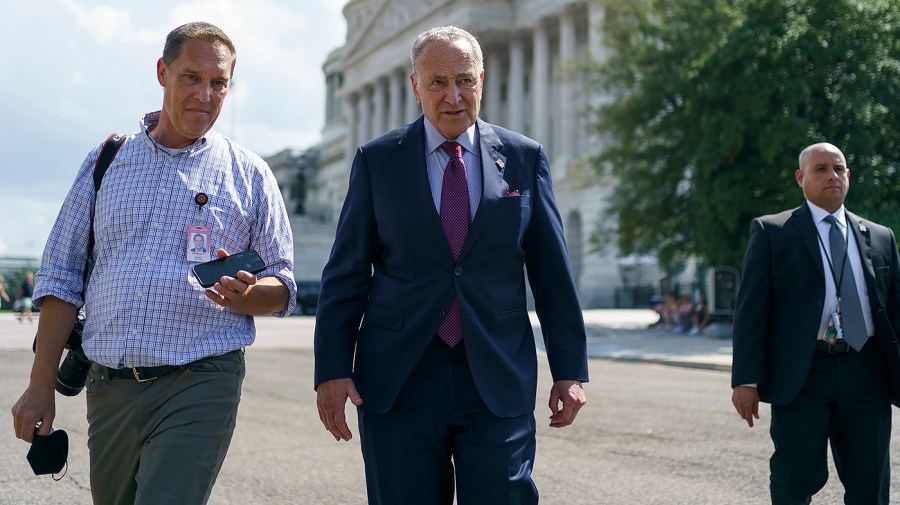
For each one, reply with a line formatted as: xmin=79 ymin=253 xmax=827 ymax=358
xmin=55 ymin=349 xmax=91 ymax=396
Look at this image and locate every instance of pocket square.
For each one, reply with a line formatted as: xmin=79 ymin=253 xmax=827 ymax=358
xmin=505 ymin=189 xmax=520 ymax=196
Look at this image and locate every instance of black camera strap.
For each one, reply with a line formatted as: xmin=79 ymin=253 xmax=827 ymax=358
xmin=86 ymin=133 xmax=126 ymax=257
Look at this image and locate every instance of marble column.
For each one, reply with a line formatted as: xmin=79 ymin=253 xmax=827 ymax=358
xmin=389 ymin=69 xmax=404 ymax=129
xmin=588 ymin=0 xmax=608 ymax=61
xmin=358 ymin=86 xmax=372 ymax=145
xmin=558 ymin=7 xmax=577 ymax=167
xmin=484 ymin=49 xmax=502 ymax=126
xmin=507 ymin=35 xmax=525 ymax=133
xmin=372 ymin=77 xmax=388 ymax=138
xmin=531 ymin=19 xmax=550 ymax=145
xmin=587 ymin=0 xmax=608 ymax=155
xmin=324 ymin=75 xmax=335 ymax=127
xmin=345 ymin=92 xmax=360 ymax=160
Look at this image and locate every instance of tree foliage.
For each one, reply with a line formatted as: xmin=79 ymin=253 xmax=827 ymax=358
xmin=591 ymin=0 xmax=900 ymax=272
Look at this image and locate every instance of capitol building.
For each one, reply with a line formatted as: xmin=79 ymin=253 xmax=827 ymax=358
xmin=269 ymin=0 xmax=669 ymax=308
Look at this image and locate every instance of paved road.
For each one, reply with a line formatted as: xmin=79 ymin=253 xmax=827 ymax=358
xmin=0 ymin=312 xmax=897 ymax=504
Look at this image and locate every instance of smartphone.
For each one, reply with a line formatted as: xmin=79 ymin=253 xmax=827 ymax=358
xmin=192 ymin=249 xmax=266 ymax=288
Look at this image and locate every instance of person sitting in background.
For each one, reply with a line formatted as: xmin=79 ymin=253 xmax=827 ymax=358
xmin=656 ymin=292 xmax=677 ymax=330
xmin=690 ymin=294 xmax=711 ymax=335
xmin=674 ymin=294 xmax=695 ymax=333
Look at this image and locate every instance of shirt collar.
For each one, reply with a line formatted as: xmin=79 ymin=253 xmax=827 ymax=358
xmin=423 ymin=117 xmax=478 ymax=157
xmin=807 ymin=200 xmax=847 ymax=228
xmin=140 ymin=111 xmax=209 ymax=154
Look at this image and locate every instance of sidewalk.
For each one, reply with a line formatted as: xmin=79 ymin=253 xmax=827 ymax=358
xmin=0 ymin=309 xmax=733 ymax=371
xmin=579 ymin=309 xmax=733 ymax=371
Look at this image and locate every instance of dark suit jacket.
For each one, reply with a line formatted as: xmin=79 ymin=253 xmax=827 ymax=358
xmin=731 ymin=201 xmax=900 ymax=406
xmin=314 ymin=117 xmax=589 ymax=418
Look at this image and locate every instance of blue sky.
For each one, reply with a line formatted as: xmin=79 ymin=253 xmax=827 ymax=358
xmin=0 ymin=0 xmax=346 ymax=256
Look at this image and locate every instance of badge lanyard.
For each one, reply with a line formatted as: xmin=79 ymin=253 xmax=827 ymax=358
xmin=187 ymin=192 xmax=211 ymax=263
xmin=816 ymin=219 xmax=849 ymax=342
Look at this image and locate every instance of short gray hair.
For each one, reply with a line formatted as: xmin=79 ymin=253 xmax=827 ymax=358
xmin=163 ymin=21 xmax=236 ymax=76
xmin=410 ymin=26 xmax=483 ymax=74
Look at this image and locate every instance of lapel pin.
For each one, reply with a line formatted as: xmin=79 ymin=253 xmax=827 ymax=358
xmin=495 ymin=159 xmax=505 ymax=170
xmin=859 ymin=223 xmax=867 ymax=232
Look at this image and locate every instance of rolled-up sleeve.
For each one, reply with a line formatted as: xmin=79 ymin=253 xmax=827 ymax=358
xmin=249 ymin=159 xmax=297 ymax=317
xmin=34 ymin=146 xmax=103 ymax=309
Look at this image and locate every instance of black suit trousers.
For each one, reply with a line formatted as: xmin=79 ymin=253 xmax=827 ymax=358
xmin=769 ymin=340 xmax=892 ymax=505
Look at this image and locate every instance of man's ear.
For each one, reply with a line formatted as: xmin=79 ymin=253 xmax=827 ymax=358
xmin=795 ymin=169 xmax=804 ymax=187
xmin=410 ymin=74 xmax=421 ymax=105
xmin=156 ymin=58 xmax=167 ymax=87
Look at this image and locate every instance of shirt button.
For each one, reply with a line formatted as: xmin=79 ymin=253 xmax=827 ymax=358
xmin=152 ymin=223 xmax=160 ymax=229
xmin=145 ymin=256 xmax=152 ymax=262
xmin=137 ymin=291 xmax=144 ymax=297
xmin=160 ymin=188 xmax=167 ymax=194
xmin=131 ymin=329 xmax=138 ymax=335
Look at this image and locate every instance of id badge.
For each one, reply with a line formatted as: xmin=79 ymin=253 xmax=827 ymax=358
xmin=187 ymin=225 xmax=211 ymax=262
xmin=824 ymin=304 xmax=844 ymax=343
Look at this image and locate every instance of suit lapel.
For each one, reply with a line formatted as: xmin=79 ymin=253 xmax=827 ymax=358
xmin=791 ymin=202 xmax=825 ymax=282
xmin=398 ymin=117 xmax=454 ymax=264
xmin=459 ymin=119 xmax=506 ymax=261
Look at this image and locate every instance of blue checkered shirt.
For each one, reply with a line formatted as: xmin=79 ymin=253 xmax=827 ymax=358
xmin=34 ymin=112 xmax=297 ymax=368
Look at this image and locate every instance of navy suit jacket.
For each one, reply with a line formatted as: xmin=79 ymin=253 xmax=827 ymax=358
xmin=314 ymin=117 xmax=589 ymax=418
xmin=731 ymin=202 xmax=900 ymax=407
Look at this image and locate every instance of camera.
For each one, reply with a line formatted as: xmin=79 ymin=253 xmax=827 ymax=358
xmin=32 ymin=318 xmax=91 ymax=397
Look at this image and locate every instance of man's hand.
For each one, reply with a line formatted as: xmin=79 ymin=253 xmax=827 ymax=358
xmin=316 ymin=378 xmax=363 ymax=441
xmin=205 ymin=248 xmax=288 ymax=315
xmin=732 ymin=385 xmax=760 ymax=428
xmin=11 ymin=296 xmax=77 ymax=443
xmin=11 ymin=382 xmax=56 ymax=443
xmin=548 ymin=380 xmax=586 ymax=428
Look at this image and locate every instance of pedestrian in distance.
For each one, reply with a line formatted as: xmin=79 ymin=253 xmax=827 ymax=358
xmin=0 ymin=274 xmax=11 ymax=306
xmin=731 ymin=142 xmax=900 ymax=504
xmin=314 ymin=25 xmax=589 ymax=505
xmin=11 ymin=21 xmax=296 ymax=505
xmin=14 ymin=271 xmax=35 ymax=324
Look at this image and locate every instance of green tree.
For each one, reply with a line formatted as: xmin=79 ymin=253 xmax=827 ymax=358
xmin=591 ymin=0 xmax=900 ymax=271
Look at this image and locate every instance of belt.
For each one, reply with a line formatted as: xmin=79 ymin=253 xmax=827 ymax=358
xmin=105 ymin=364 xmax=186 ymax=382
xmin=94 ymin=349 xmax=241 ymax=382
xmin=815 ymin=340 xmax=852 ymax=354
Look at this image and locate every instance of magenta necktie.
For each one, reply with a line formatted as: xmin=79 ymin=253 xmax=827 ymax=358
xmin=437 ymin=141 xmax=470 ymax=347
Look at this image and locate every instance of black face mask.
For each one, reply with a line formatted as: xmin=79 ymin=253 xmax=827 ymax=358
xmin=27 ymin=429 xmax=68 ymax=478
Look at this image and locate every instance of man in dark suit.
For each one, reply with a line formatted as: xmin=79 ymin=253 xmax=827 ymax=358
xmin=732 ymin=142 xmax=900 ymax=504
xmin=314 ymin=26 xmax=589 ymax=504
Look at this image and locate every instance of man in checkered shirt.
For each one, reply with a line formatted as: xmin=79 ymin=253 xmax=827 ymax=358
xmin=11 ymin=22 xmax=296 ymax=505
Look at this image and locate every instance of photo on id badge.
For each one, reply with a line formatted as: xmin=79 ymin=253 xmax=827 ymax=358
xmin=825 ymin=304 xmax=844 ymax=343
xmin=187 ymin=225 xmax=211 ymax=262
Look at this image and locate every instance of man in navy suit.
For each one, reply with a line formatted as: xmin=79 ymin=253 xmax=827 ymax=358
xmin=732 ymin=142 xmax=900 ymax=504
xmin=314 ymin=26 xmax=589 ymax=504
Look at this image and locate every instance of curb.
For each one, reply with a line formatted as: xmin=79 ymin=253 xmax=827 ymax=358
xmin=593 ymin=355 xmax=732 ymax=372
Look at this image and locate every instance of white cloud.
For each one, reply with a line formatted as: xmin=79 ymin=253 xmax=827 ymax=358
xmin=60 ymin=0 xmax=159 ymax=44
